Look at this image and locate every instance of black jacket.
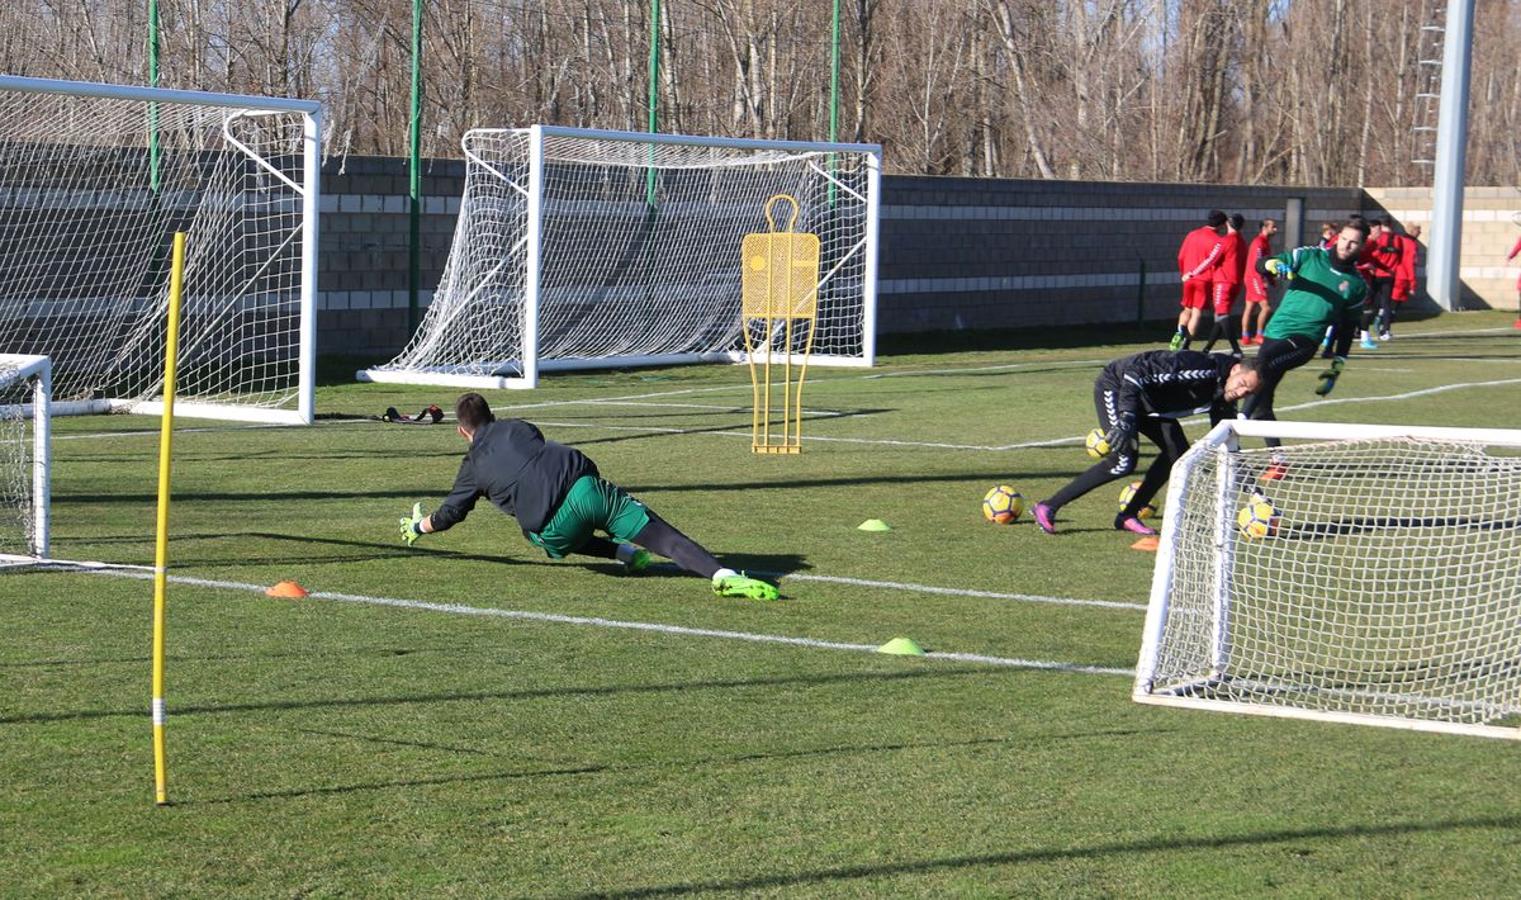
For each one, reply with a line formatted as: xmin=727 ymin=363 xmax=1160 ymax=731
xmin=431 ymin=419 xmax=599 ymax=535
xmin=1099 ymin=349 xmax=1238 ymax=424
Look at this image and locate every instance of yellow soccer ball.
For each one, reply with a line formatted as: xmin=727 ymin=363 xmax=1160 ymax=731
xmin=982 ymin=484 xmax=1025 ymax=524
xmin=1085 ymin=428 xmax=1110 ymax=459
xmin=1237 ymin=497 xmax=1280 ymax=539
xmin=1117 ymin=480 xmax=1157 ymax=520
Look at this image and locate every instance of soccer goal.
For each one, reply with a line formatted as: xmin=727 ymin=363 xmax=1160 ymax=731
xmin=0 ymin=75 xmax=320 ymax=424
xmin=1135 ymin=419 xmax=1521 ymax=740
xmin=0 ymin=355 xmax=50 ymax=562
xmin=361 ymin=125 xmax=880 ymax=389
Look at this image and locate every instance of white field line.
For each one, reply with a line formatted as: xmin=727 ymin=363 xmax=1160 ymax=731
xmin=29 ymin=560 xmax=1133 ymax=677
xmin=1272 ymin=376 xmax=1521 ymax=414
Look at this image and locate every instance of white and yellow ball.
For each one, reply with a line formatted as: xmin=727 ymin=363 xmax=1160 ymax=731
xmin=982 ymin=484 xmax=1025 ymax=524
xmin=1085 ymin=428 xmax=1111 ymax=459
xmin=1237 ymin=497 xmax=1280 ymax=539
xmin=1117 ymin=480 xmax=1157 ymax=520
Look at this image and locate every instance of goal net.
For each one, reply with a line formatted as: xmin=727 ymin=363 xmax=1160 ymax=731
xmin=1135 ymin=419 xmax=1521 ymax=740
xmin=0 ymin=354 xmax=50 ymax=562
xmin=361 ymin=125 xmax=880 ymax=389
xmin=0 ymin=76 xmax=320 ymax=424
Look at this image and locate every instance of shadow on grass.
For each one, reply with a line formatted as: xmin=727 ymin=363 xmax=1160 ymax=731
xmin=586 ymin=814 xmax=1521 ymax=898
xmin=201 ymin=729 xmax=1153 ymax=805
xmin=55 ymin=464 xmax=1093 ymax=506
xmin=0 ymin=665 xmax=994 ymax=726
xmin=60 ymin=533 xmax=811 ymax=578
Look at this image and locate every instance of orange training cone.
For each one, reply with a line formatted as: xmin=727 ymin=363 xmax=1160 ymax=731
xmin=265 ymin=580 xmax=310 ymax=598
xmin=1130 ymin=536 xmax=1160 ymax=553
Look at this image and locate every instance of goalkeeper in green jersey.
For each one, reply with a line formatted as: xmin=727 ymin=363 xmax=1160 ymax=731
xmin=1244 ymin=218 xmax=1371 ymax=448
xmin=398 ymin=392 xmax=780 ymax=601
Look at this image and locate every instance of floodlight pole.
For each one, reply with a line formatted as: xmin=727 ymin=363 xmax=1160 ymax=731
xmin=1426 ymin=0 xmax=1475 ymax=312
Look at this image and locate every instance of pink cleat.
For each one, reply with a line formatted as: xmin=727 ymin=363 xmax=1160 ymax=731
xmin=1033 ymin=502 xmax=1057 ymax=534
xmin=1115 ymin=515 xmax=1157 ymax=536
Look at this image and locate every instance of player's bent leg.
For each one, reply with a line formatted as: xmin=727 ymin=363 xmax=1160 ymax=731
xmin=630 ymin=514 xmax=721 ymax=579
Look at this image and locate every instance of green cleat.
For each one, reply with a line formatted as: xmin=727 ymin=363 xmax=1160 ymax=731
xmin=1168 ymin=332 xmax=1185 ymax=351
xmin=623 ymin=548 xmax=652 ymax=574
xmin=713 ymin=572 xmax=779 ymax=601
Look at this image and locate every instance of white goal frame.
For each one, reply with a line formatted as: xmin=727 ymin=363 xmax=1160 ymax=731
xmin=361 ymin=125 xmax=881 ymax=389
xmin=1135 ymin=418 xmax=1521 ymax=740
xmin=0 ymin=354 xmax=50 ymax=561
xmin=0 ymin=75 xmax=320 ymax=424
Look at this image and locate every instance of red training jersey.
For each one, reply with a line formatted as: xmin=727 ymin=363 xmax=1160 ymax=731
xmin=1358 ymin=230 xmax=1402 ymax=281
xmin=1213 ymin=231 xmax=1246 ymax=286
xmin=1178 ymin=226 xmax=1224 ymax=281
xmin=1395 ymin=234 xmax=1419 ymax=284
xmin=1244 ymin=233 xmax=1273 ymax=298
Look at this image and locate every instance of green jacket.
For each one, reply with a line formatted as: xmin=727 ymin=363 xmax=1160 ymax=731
xmin=1261 ymin=245 xmax=1367 ymax=342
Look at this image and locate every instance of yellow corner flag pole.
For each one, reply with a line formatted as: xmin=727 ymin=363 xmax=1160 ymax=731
xmin=152 ymin=231 xmax=187 ymax=806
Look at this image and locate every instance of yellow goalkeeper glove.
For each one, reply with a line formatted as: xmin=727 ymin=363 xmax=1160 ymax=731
xmin=399 ymin=502 xmax=426 ymax=546
xmin=1264 ymin=258 xmax=1293 ymax=280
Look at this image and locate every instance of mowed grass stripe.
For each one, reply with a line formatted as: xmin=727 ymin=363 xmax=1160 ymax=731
xmin=37 ymin=562 xmax=1134 ymax=676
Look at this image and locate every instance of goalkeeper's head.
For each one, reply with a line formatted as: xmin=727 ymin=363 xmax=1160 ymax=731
xmin=1223 ymin=356 xmax=1263 ymax=402
xmin=455 ymin=392 xmax=495 ymax=440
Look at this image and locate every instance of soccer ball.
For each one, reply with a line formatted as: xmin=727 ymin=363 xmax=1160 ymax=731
xmin=1117 ymin=480 xmax=1157 ymax=520
xmin=982 ymin=484 xmax=1025 ymax=524
xmin=1236 ymin=496 xmax=1280 ymax=539
xmin=1085 ymin=428 xmax=1110 ymax=459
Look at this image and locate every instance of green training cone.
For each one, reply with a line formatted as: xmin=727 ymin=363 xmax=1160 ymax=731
xmin=857 ymin=519 xmax=891 ymax=532
xmin=877 ymin=637 xmax=926 ymax=656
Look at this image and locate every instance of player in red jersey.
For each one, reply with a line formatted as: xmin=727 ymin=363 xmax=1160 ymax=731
xmin=1170 ymin=210 xmax=1227 ymax=350
xmin=1356 ymin=217 xmax=1402 ymax=346
xmin=1204 ymin=213 xmax=1248 ymax=355
xmin=1390 ymin=223 xmax=1421 ymax=324
xmin=1508 ymin=226 xmax=1521 ymax=329
xmin=1242 ymin=218 xmax=1279 ymax=345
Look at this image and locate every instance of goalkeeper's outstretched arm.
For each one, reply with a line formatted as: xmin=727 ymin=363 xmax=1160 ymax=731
xmin=402 ymin=460 xmax=484 ymax=544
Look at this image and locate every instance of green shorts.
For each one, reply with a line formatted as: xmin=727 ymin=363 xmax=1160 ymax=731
xmin=527 ymin=475 xmax=651 ymax=559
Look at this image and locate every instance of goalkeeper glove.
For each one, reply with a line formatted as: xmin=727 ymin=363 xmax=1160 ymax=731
xmin=399 ymin=502 xmax=426 ymax=546
xmin=1264 ymin=258 xmax=1293 ymax=280
xmin=1103 ymin=411 xmax=1139 ymax=457
xmin=1315 ymin=357 xmax=1346 ymax=396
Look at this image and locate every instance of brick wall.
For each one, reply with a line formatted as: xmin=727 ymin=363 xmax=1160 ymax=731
xmin=316 ymin=154 xmax=1516 ymax=359
xmin=1363 ymin=186 xmax=1521 ymax=312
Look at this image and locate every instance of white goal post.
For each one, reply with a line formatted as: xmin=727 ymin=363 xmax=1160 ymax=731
xmin=1135 ymin=418 xmax=1521 ymax=740
xmin=0 ymin=354 xmax=50 ymax=561
xmin=360 ymin=125 xmax=880 ymax=389
xmin=0 ymin=75 xmax=320 ymax=424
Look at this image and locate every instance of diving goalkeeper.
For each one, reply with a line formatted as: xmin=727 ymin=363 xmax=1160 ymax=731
xmin=399 ymin=392 xmax=780 ymax=601
xmin=1033 ymin=350 xmax=1262 ymax=536
xmin=1244 ymin=218 xmax=1370 ymax=447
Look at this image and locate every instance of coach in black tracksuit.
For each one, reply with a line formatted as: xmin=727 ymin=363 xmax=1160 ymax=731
xmin=1033 ymin=350 xmax=1263 ymax=536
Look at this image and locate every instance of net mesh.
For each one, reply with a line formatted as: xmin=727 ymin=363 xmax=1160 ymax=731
xmin=0 ymin=358 xmax=42 ymax=557
xmin=0 ymin=88 xmax=310 ymax=411
xmin=378 ymin=129 xmax=874 ymax=380
xmin=1142 ymin=436 xmax=1521 ymax=732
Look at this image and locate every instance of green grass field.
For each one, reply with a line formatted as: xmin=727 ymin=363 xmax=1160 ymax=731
xmin=5 ymin=312 xmax=1521 ymax=896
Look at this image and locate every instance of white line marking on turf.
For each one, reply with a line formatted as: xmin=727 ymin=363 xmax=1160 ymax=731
xmin=34 ymin=561 xmax=1133 ymax=677
xmin=786 ymin=574 xmax=1147 ymax=611
xmin=1274 ymin=376 xmax=1521 ymax=414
